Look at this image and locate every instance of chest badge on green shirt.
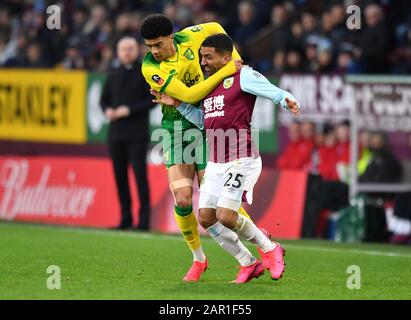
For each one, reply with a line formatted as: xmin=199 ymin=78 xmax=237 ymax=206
xmin=184 ymin=48 xmax=195 ymax=61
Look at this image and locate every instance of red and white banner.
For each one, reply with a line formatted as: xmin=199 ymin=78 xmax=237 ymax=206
xmin=0 ymin=156 xmax=307 ymax=239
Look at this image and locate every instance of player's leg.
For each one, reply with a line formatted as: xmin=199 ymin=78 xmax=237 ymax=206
xmin=216 ymin=206 xmax=275 ymax=254
xmin=199 ymin=204 xmax=257 ymax=267
xmin=216 ymin=157 xmax=285 ymax=280
xmin=197 ymin=167 xmax=256 ymax=266
xmin=168 ymin=163 xmax=205 ymax=259
xmin=167 ymin=163 xmax=208 ymax=281
xmin=197 ymin=168 xmax=251 ymax=219
xmin=198 ymin=162 xmax=263 ymax=283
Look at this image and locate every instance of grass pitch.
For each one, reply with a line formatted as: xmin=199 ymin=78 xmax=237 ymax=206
xmin=0 ymin=222 xmax=410 ymax=300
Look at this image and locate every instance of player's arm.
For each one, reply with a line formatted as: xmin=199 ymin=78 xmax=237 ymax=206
xmin=195 ymin=22 xmax=242 ymax=60
xmin=143 ymin=60 xmax=238 ymax=104
xmin=177 ymin=103 xmax=204 ymax=130
xmin=239 ymin=67 xmax=300 ymax=115
xmin=150 ymin=89 xmax=204 ymax=130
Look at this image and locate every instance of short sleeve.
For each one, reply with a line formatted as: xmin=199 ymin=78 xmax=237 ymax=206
xmin=141 ymin=64 xmax=173 ymax=93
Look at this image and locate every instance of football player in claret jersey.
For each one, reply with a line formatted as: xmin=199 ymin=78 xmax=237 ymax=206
xmin=140 ymin=14 xmax=257 ymax=282
xmin=152 ymin=33 xmax=300 ymax=283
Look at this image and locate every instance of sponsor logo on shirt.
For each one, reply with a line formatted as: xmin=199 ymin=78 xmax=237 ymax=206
xmin=252 ymin=71 xmax=263 ymax=78
xmin=152 ymin=74 xmax=164 ymax=85
xmin=204 ymin=95 xmax=225 ymax=119
xmin=183 ymin=72 xmax=201 ymax=87
xmin=204 ymin=110 xmax=225 ymax=119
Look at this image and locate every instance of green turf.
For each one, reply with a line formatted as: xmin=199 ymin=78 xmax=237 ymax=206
xmin=0 ymin=221 xmax=410 ymax=300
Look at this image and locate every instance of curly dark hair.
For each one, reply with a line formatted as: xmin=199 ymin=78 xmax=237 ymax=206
xmin=140 ymin=14 xmax=174 ymax=39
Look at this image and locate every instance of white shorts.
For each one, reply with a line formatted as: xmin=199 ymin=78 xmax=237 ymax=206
xmin=199 ymin=156 xmax=262 ymax=211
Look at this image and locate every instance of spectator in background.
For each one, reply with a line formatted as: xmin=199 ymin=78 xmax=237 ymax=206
xmin=392 ymin=14 xmax=411 ymax=74
xmin=25 ymin=42 xmax=47 ymax=68
xmin=96 ymin=20 xmax=115 ymax=50
xmin=317 ymin=38 xmax=334 ymax=73
xmin=355 ymin=3 xmax=392 ymax=74
xmin=276 ymin=121 xmax=301 ymax=170
xmin=300 ymin=120 xmax=317 ymax=168
xmin=328 ymin=3 xmax=349 ymax=50
xmin=83 ymin=5 xmax=107 ymax=44
xmin=335 ymin=120 xmax=351 ymax=183
xmin=72 ymin=6 xmax=88 ymax=36
xmin=359 ymin=132 xmax=402 ymax=184
xmin=304 ymin=35 xmax=320 ymax=72
xmin=301 ymin=121 xmax=349 ymax=238
xmin=334 ymin=43 xmax=361 ymax=74
xmin=111 ymin=13 xmax=132 ymax=46
xmin=62 ymin=39 xmax=85 ymax=69
xmin=100 ymin=37 xmax=153 ymax=230
xmin=233 ymin=0 xmax=258 ymax=56
xmin=97 ymin=45 xmax=114 ymax=72
xmin=276 ymin=120 xmax=316 ymax=170
xmin=272 ymin=50 xmax=286 ymax=76
xmin=1 ymin=33 xmax=27 ymax=67
xmin=318 ymin=123 xmax=339 ymax=181
xmin=290 ymin=18 xmax=304 ymax=51
xmin=301 ymin=11 xmax=319 ymax=45
xmin=320 ymin=10 xmax=333 ymax=40
xmin=163 ymin=3 xmax=181 ymax=32
xmin=358 ymin=131 xmax=403 ymax=243
xmin=285 ymin=47 xmax=305 ymax=73
xmin=358 ymin=130 xmax=373 ymax=176
xmin=269 ymin=4 xmax=292 ymax=58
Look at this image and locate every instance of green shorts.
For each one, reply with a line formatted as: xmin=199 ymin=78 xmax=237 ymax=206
xmin=163 ymin=128 xmax=208 ymax=172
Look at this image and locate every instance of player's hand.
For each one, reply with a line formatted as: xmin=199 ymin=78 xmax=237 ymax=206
xmin=234 ymin=59 xmax=244 ymax=72
xmin=285 ymin=97 xmax=300 ymax=116
xmin=105 ymin=108 xmax=118 ymax=122
xmin=150 ymin=89 xmax=181 ymax=107
xmin=116 ymin=105 xmax=130 ymax=118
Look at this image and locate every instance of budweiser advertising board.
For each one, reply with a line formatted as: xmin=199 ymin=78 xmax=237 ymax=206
xmin=0 ymin=156 xmax=307 ymax=238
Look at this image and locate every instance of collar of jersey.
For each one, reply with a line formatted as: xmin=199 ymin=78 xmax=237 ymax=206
xmin=164 ymin=40 xmax=180 ymax=63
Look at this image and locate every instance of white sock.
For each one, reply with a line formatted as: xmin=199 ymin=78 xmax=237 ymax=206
xmin=234 ymin=215 xmax=275 ymax=253
xmin=207 ymin=221 xmax=256 ymax=267
xmin=192 ymin=246 xmax=206 ymax=263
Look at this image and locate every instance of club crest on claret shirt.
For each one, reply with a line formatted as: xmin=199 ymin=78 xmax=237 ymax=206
xmin=223 ymin=77 xmax=234 ymax=89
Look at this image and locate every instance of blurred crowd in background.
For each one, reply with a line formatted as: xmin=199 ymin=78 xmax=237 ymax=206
xmin=0 ymin=0 xmax=410 ymax=74
xmin=277 ymin=119 xmax=411 ymax=244
xmin=277 ymin=120 xmax=404 ymax=185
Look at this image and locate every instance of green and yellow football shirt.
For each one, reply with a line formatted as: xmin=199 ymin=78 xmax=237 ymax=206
xmin=142 ymin=22 xmax=240 ymax=131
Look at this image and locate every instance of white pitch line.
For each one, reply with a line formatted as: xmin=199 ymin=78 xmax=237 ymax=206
xmin=63 ymin=227 xmax=411 ymax=258
xmin=283 ymin=244 xmax=411 ymax=259
xmin=3 ymin=223 xmax=411 ymax=259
